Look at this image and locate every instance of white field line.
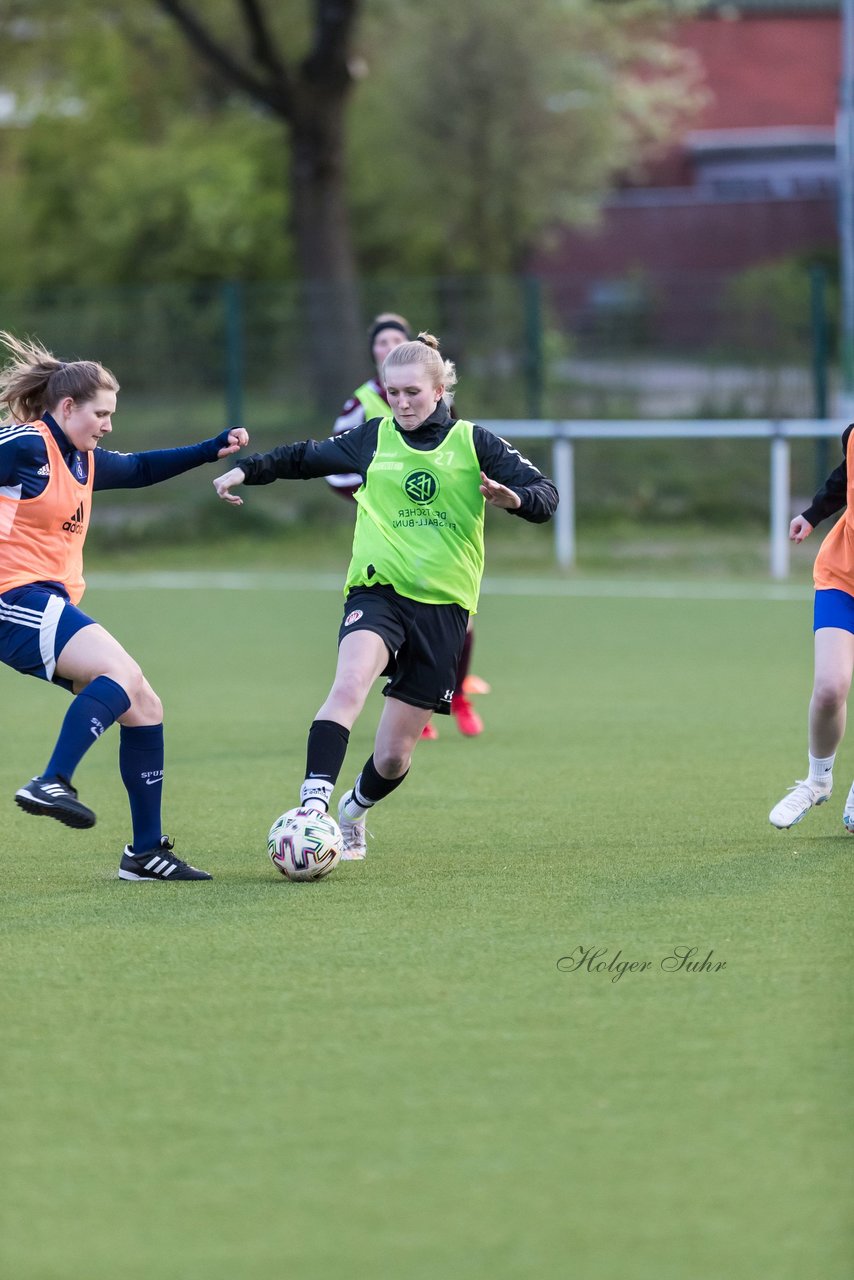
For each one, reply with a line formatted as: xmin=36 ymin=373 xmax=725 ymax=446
xmin=86 ymin=569 xmax=813 ymax=603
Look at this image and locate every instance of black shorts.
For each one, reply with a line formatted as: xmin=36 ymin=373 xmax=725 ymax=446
xmin=338 ymin=584 xmax=468 ymax=715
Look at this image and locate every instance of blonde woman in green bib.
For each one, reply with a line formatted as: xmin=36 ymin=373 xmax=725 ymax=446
xmin=328 ymin=312 xmax=488 ymax=741
xmin=214 ymin=333 xmax=558 ymax=859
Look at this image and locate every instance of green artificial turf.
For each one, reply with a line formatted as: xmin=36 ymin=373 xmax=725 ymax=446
xmin=1 ymin=577 xmax=852 ymax=1280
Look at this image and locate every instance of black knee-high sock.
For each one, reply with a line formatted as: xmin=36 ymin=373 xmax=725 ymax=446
xmin=301 ymin=719 xmax=350 ymax=810
xmin=353 ymin=754 xmax=408 ymax=808
xmin=305 ymin=719 xmax=350 ymax=782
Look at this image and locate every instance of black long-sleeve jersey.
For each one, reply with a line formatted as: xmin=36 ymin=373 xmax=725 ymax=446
xmin=802 ymin=424 xmax=854 ymax=528
xmin=237 ymin=403 xmax=558 ymax=524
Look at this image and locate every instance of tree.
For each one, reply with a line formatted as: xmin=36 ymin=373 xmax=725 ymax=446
xmin=153 ymin=0 xmax=366 ymax=396
xmin=349 ymin=0 xmax=705 ymax=275
xmin=0 ymin=2 xmax=290 ymax=285
xmin=0 ymin=0 xmax=703 ymax=404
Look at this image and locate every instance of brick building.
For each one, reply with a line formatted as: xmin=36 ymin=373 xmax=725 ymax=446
xmin=534 ymin=0 xmax=842 ymax=342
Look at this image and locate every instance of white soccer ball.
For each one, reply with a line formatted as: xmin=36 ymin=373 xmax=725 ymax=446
xmin=267 ymin=806 xmax=342 ymax=881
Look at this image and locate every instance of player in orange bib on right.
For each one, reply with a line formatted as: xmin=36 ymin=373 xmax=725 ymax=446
xmin=769 ymin=420 xmax=854 ymax=830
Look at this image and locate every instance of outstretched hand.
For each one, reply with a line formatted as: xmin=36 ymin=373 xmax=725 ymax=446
xmin=479 ymin=471 xmax=521 ymax=510
xmin=789 ymin=515 xmax=813 ymax=543
xmin=217 ymin=427 xmax=249 ymax=458
xmin=213 ymin=467 xmax=246 ymax=506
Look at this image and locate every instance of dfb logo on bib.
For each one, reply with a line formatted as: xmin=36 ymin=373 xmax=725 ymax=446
xmin=403 ymin=470 xmax=439 ymax=505
xmin=344 ymin=609 xmax=363 ymax=626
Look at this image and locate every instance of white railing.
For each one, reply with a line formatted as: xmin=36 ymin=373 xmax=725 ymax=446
xmin=482 ymin=419 xmax=851 ymax=579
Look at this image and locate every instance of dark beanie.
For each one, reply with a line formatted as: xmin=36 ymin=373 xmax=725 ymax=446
xmin=368 ymin=319 xmax=411 ymax=354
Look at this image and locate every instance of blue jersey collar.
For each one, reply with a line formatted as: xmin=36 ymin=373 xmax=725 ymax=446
xmin=42 ymin=411 xmax=89 ymax=482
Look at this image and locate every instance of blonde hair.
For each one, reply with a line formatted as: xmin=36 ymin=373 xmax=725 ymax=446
xmin=382 ymin=331 xmax=458 ymax=402
xmin=0 ymin=331 xmax=119 ymax=426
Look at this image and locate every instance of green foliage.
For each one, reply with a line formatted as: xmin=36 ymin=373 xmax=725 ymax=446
xmin=0 ymin=2 xmax=290 ymax=288
xmin=722 ymin=253 xmax=841 ymax=365
xmin=0 ymin=0 xmax=702 ymax=286
xmin=4 ymin=113 xmax=290 ymax=287
xmin=350 ymin=0 xmax=705 ymax=273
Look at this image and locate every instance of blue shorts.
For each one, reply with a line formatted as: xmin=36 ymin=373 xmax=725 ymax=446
xmin=0 ymin=584 xmax=97 ymax=690
xmin=813 ymin=588 xmax=854 ymax=634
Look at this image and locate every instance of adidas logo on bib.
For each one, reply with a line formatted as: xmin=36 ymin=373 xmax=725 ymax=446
xmin=62 ymin=502 xmax=85 ymax=535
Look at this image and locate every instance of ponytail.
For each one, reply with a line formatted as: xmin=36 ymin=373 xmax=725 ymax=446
xmin=0 ymin=331 xmax=119 ymax=425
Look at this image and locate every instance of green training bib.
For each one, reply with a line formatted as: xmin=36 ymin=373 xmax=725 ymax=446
xmin=344 ymin=417 xmax=485 ymax=612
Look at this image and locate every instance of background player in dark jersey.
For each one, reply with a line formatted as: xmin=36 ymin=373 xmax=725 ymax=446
xmin=329 ymin=311 xmax=489 ymax=741
xmin=326 ymin=312 xmax=412 ymax=502
xmin=215 ymin=332 xmax=558 ymax=861
xmin=0 ymin=331 xmax=248 ymax=881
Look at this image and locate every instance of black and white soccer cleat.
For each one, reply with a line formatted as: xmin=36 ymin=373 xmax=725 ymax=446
xmin=118 ymin=836 xmax=212 ymax=881
xmin=15 ymin=775 xmax=96 ymax=829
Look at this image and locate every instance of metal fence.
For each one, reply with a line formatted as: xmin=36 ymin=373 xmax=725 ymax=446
xmin=2 ymin=274 xmax=845 ymax=558
xmin=484 ymin=418 xmax=850 ymax=579
xmin=0 ymin=269 xmax=841 ymax=443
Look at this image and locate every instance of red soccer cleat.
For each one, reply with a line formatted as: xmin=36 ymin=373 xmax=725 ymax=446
xmin=451 ymin=693 xmax=483 ymax=737
xmin=420 ymin=721 xmax=439 ymax=740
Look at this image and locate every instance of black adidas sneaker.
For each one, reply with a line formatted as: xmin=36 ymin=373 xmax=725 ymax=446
xmin=118 ymin=836 xmax=212 ymax=881
xmin=15 ymin=776 xmax=96 ymax=829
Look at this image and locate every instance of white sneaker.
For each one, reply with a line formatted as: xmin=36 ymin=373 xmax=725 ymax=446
xmin=842 ymin=781 xmax=854 ymax=833
xmin=337 ymin=792 xmax=367 ymax=860
xmin=769 ymin=779 xmax=831 ymax=829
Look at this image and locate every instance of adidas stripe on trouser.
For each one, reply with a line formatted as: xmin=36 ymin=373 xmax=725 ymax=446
xmin=0 ymin=585 xmax=96 ymax=685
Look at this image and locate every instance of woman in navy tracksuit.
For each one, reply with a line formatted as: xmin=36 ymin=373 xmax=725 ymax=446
xmin=0 ymin=330 xmax=248 ymax=881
